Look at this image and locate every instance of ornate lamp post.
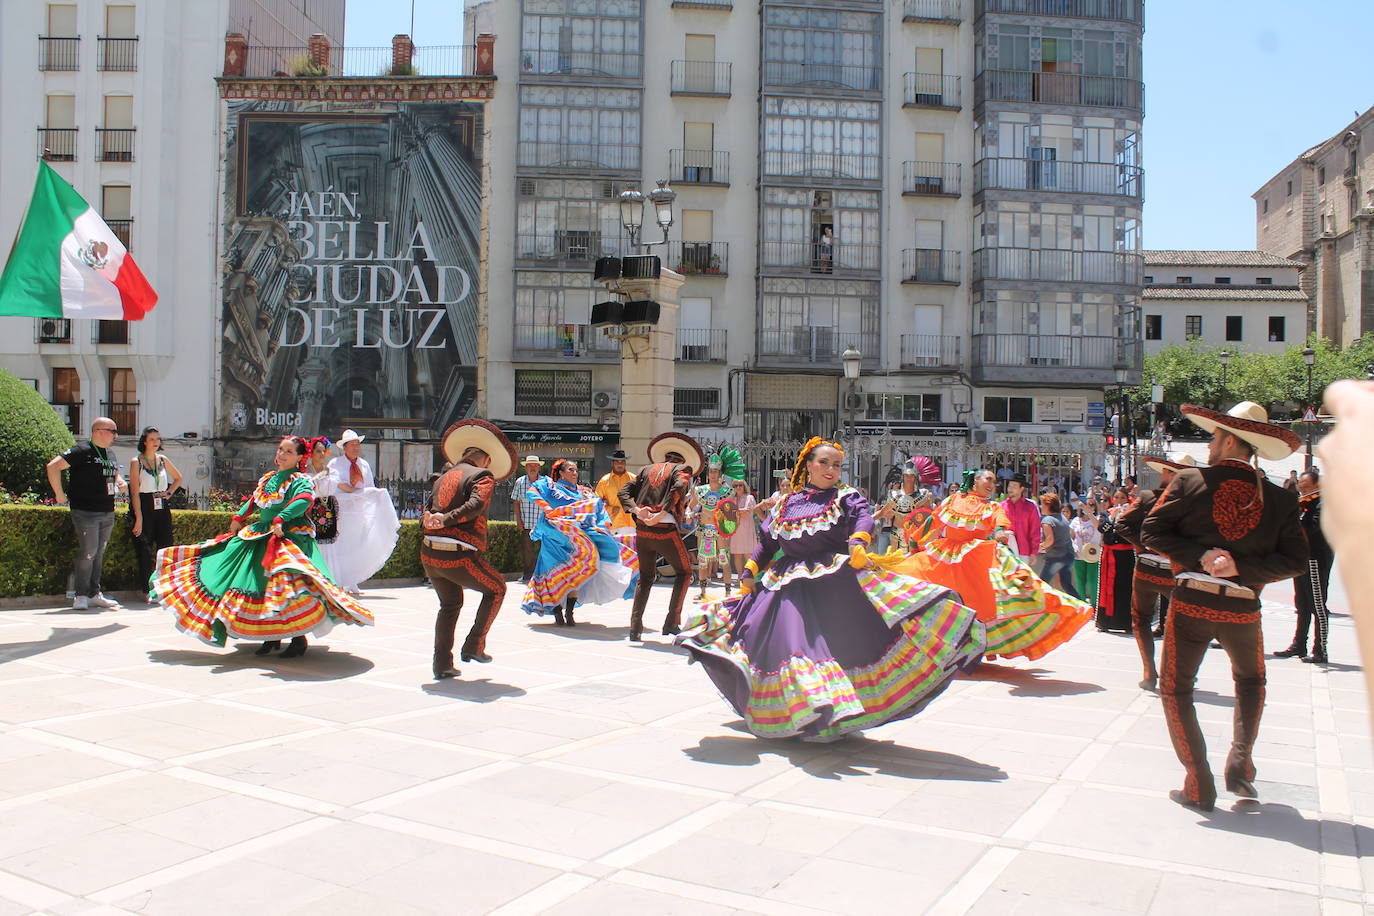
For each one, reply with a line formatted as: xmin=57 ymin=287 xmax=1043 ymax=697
xmin=1302 ymin=346 xmax=1316 ymax=471
xmin=1218 ymin=349 xmax=1231 ymax=409
xmin=1115 ymin=365 xmax=1128 ymax=483
xmin=618 ymin=180 xmax=676 ymax=249
xmin=842 ymin=346 xmax=862 ymax=482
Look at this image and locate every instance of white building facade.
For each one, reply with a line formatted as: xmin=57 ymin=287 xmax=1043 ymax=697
xmin=1141 ymin=251 xmax=1307 ymax=355
xmin=466 ymin=0 xmax=1142 ymax=491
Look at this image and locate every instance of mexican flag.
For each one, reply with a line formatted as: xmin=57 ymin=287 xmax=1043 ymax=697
xmin=0 ymin=161 xmax=157 ymax=320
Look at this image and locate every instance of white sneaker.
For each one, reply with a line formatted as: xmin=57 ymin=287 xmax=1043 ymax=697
xmin=72 ymin=595 xmax=89 ymax=610
xmin=88 ymin=593 xmax=118 ymax=608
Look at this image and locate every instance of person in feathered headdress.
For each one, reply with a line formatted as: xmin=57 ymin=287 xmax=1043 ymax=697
xmin=694 ymin=445 xmax=746 ymax=600
xmin=873 ymin=456 xmax=941 ymax=553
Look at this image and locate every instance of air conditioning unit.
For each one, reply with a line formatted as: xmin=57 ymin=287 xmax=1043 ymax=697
xmin=969 ymin=428 xmax=992 ymax=445
xmin=518 ymin=180 xmax=536 ymax=197
xmin=592 ymin=390 xmax=619 ymax=411
xmin=39 ymin=318 xmax=65 ymax=339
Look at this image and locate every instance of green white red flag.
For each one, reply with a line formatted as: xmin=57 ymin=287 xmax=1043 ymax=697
xmin=0 ymin=161 xmax=157 ymax=320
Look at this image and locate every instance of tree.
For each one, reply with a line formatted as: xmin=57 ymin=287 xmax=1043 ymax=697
xmin=0 ymin=369 xmax=75 ymax=496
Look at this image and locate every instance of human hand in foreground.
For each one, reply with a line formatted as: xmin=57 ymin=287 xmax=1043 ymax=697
xmin=1317 ymin=380 xmax=1374 ymax=556
xmin=848 ymin=544 xmax=871 ymax=570
xmin=737 ymin=575 xmax=754 ymax=596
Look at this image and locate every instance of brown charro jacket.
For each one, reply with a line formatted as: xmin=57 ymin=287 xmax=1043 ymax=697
xmin=420 ymin=461 xmax=494 ymax=568
xmin=618 ymin=461 xmax=695 ymax=532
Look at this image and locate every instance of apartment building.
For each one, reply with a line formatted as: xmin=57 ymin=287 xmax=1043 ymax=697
xmin=1255 ymin=104 xmax=1374 ymax=347
xmin=466 ymin=0 xmax=1143 ymax=488
xmin=1141 ymin=251 xmax=1306 ymax=355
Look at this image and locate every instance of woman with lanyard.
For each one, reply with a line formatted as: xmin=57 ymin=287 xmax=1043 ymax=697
xmin=128 ymin=427 xmax=183 ymax=602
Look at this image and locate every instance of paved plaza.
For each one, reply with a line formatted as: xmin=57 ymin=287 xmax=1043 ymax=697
xmin=0 ymin=569 xmax=1368 ymax=915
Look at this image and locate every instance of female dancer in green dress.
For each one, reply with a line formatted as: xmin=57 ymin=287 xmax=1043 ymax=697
xmin=151 ymin=436 xmax=373 ymax=657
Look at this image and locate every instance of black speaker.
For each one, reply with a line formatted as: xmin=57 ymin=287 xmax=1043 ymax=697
xmin=593 ymin=257 xmax=622 ymax=281
xmin=621 ymin=255 xmax=661 ymax=279
xmin=621 ymin=299 xmax=661 ymax=326
xmin=590 ymin=300 xmax=625 ymax=327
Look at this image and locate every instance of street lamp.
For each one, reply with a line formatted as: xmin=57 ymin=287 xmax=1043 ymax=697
xmin=1114 ymin=365 xmax=1129 ymax=484
xmin=1302 ymin=346 xmax=1316 ymax=471
xmin=842 ymin=346 xmax=862 ymax=482
xmin=1218 ymin=349 xmax=1231 ymax=409
xmin=618 ymin=179 xmax=676 ymax=248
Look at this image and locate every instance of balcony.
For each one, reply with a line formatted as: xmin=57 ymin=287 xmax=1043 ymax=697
xmin=901 ymin=249 xmax=961 ymax=285
xmin=669 ymin=148 xmax=729 ymax=186
xmin=668 ymin=241 xmax=728 ymax=276
xmin=39 ymin=36 xmax=80 ymax=71
xmin=904 ymin=0 xmax=963 ymax=22
xmin=517 ymin=141 xmax=638 ymax=173
xmin=975 ymin=157 xmax=1142 ymax=198
xmin=51 ymin=401 xmax=82 ymax=434
xmin=36 ymin=318 xmax=73 ymax=344
xmin=96 ymin=127 xmax=136 ymax=162
xmin=101 ymin=400 xmax=139 ymax=432
xmin=38 ymin=127 xmax=78 ymax=162
xmin=515 ymin=232 xmax=630 ymax=264
xmin=520 ymin=49 xmax=641 ymax=80
xmin=675 ymin=388 xmax=724 ymax=420
xmin=758 ymin=329 xmax=879 ymax=367
xmin=973 ymin=248 xmax=1141 ymax=285
xmin=677 ymin=328 xmax=727 ymax=363
xmin=671 ymin=60 xmax=731 ymax=96
xmin=240 ymin=43 xmax=478 ymax=77
xmin=900 ymin=334 xmax=962 ymax=370
xmin=98 ymin=36 xmax=138 ymax=70
xmin=903 ymin=72 xmax=961 ymax=109
xmin=972 ymin=333 xmax=1141 ymax=385
xmin=977 ymin=0 xmax=1143 ymax=24
xmin=902 ymin=161 xmax=962 ymax=197
xmin=512 ymin=323 xmax=619 ymax=362
xmin=763 ymin=240 xmax=880 ymax=274
xmin=761 ymin=151 xmax=880 ymax=183
xmin=107 ymin=219 xmax=133 ymax=251
xmin=976 ymin=69 xmax=1143 ymax=111
xmin=95 ymin=320 xmax=130 ymax=345
xmin=764 ymin=61 xmax=881 ymax=92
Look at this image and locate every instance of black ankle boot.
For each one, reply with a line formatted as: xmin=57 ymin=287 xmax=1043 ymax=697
xmin=552 ymin=607 xmax=566 ymax=625
xmin=256 ymin=640 xmax=281 ymax=656
xmin=564 ymin=596 xmax=577 ymax=626
xmin=280 ymin=636 xmax=307 ymax=658
xmin=1273 ymin=642 xmax=1305 ymax=659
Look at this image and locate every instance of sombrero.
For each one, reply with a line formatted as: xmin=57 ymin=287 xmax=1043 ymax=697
xmin=1142 ymin=453 xmax=1198 ymax=474
xmin=647 ymin=432 xmax=705 ymax=474
xmin=440 ymin=419 xmax=519 ymax=481
xmin=1180 ymin=402 xmax=1301 ymax=461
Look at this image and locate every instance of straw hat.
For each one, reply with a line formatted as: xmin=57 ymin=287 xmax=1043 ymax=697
xmin=1180 ymin=402 xmax=1301 ymax=461
xmin=440 ymin=419 xmax=519 ymax=482
xmin=646 ymin=432 xmax=705 ymax=474
xmin=1142 ymin=453 xmax=1199 ymax=474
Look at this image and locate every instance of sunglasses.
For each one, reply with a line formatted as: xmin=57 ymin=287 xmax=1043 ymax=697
xmin=94 ymin=426 xmax=117 ymax=433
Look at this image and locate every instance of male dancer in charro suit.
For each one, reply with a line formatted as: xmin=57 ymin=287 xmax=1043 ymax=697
xmin=1142 ymin=402 xmax=1308 ymax=811
xmin=1274 ymin=468 xmax=1333 ymax=664
xmin=1117 ymin=453 xmax=1197 ymax=692
xmin=618 ymin=432 xmax=704 ymax=641
xmin=421 ymin=420 xmax=518 ymax=679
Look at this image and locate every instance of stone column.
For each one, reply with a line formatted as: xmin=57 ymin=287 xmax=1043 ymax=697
xmin=606 ymin=267 xmax=684 ymax=465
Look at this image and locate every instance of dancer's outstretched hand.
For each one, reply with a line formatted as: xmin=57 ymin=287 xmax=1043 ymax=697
xmin=849 ymin=544 xmax=871 ymax=570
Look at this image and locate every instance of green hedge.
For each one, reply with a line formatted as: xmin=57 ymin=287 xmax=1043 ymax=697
xmin=0 ymin=505 xmax=525 ymax=598
xmin=0 ymin=369 xmax=75 ymax=497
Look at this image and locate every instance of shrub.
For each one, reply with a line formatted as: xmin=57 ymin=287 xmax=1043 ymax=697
xmin=288 ymin=53 xmax=329 ymax=77
xmin=0 ymin=369 xmax=75 ymax=497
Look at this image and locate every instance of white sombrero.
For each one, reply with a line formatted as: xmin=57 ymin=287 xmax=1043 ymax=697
xmin=1142 ymin=453 xmax=1199 ymax=474
xmin=1181 ymin=402 xmax=1301 ymax=461
xmin=646 ymin=432 xmax=705 ymax=474
xmin=440 ymin=419 xmax=519 ymax=481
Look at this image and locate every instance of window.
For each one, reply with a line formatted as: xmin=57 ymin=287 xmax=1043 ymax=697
xmin=1175 ymin=276 xmax=1192 ymax=284
xmin=1319 ymin=167 xmax=1326 ymax=184
xmin=1185 ymin=315 xmax=1202 ymax=338
xmin=762 ymin=7 xmax=880 ymax=91
xmin=52 ymin=367 xmax=81 ymax=432
xmin=1225 ymin=316 xmax=1243 ymax=341
xmin=1144 ymin=314 xmax=1162 ymax=340
xmin=758 ymin=277 xmax=880 ymax=360
xmin=866 ymin=393 xmax=942 ymax=423
xmin=97 ymin=320 xmax=129 ymax=344
xmin=520 ymin=0 xmax=642 ymax=78
xmin=102 ymin=184 xmax=132 ymax=250
xmin=1286 ymin=179 xmax=1293 ymax=196
xmin=106 ymin=367 xmax=136 ymax=432
xmin=674 ymin=387 xmax=721 ymax=419
xmin=517 ymin=86 xmax=641 ymax=172
xmin=1214 ymin=277 xmax=1231 ymax=284
xmin=762 ymin=96 xmax=881 ymax=181
xmin=1268 ymin=316 xmax=1286 ymax=342
xmin=1262 ymin=199 xmax=1269 ymax=214
xmin=1256 ymin=277 xmax=1273 ymax=285
xmin=983 ymin=396 xmax=1033 ymax=424
xmin=514 ymin=369 xmax=591 ymax=417
xmin=515 ymin=178 xmax=635 ymax=260
xmin=1141 ymin=275 xmax=1153 ymax=284
xmin=761 ymin=187 xmax=880 ymax=272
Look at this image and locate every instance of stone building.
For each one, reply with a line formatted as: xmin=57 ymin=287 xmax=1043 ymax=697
xmin=1141 ymin=251 xmax=1307 ymax=355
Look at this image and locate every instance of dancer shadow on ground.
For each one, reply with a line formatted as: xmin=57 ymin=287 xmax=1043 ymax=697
xmin=0 ymin=624 xmax=124 ymax=663
xmin=422 ymin=677 xmax=526 ymax=703
xmin=684 ymin=731 xmax=1008 ymax=783
xmin=529 ymin=621 xmax=688 ymax=655
xmin=147 ymin=646 xmax=374 ymax=681
xmin=1189 ymin=800 xmax=1374 ymax=855
xmin=967 ymin=663 xmax=1106 ymax=698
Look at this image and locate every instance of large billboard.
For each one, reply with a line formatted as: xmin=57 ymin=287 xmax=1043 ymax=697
xmin=218 ymin=100 xmax=483 ymax=447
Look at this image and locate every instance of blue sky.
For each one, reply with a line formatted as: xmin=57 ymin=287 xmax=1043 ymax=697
xmin=345 ymin=1 xmax=1373 ymax=251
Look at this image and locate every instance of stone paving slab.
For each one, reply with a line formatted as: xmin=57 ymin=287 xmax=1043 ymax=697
xmin=0 ymin=569 xmax=1367 ymax=915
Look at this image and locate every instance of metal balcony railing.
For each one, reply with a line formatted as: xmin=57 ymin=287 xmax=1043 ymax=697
xmin=976 ymin=69 xmax=1143 ymax=110
xmin=758 ymin=329 xmax=879 ymax=365
xmin=96 ymin=127 xmax=136 ymax=162
xmin=51 ymin=401 xmax=82 ymax=434
xmin=106 ymin=219 xmax=133 ymax=251
xmin=763 ymin=61 xmax=881 ymax=92
xmin=977 ymin=0 xmax=1142 ymax=23
xmin=672 ymin=0 xmax=733 ymax=7
xmin=761 ymin=150 xmax=880 ymax=182
xmin=36 ymin=318 xmax=73 ymax=344
xmin=669 ymin=148 xmax=730 ymax=185
xmin=974 ymin=157 xmax=1143 ymax=198
xmin=95 ymin=320 xmax=130 ymax=344
xmin=98 ymin=37 xmax=138 ymax=70
xmin=904 ymin=0 xmax=963 ymax=21
xmin=677 ymin=328 xmax=727 ymax=363
xmin=515 ymin=232 xmax=632 ymax=263
xmin=39 ymin=36 xmax=80 ymax=70
xmin=520 ymin=49 xmax=641 ymax=79
xmin=973 ymin=334 xmax=1141 ymax=370
xmin=901 ymin=249 xmax=962 ymax=284
xmin=900 ymin=334 xmax=962 ymax=369
xmin=675 ymin=388 xmax=724 ymax=419
xmin=240 ymin=43 xmax=478 ymax=77
xmin=763 ymin=241 xmax=880 ymax=273
xmin=38 ymin=127 xmax=78 ymax=162
xmin=517 ymin=141 xmax=639 ymax=172
xmin=902 ymin=161 xmax=962 ymax=196
xmin=101 ymin=400 xmax=139 ymax=432
xmin=903 ymin=72 xmax=961 ymax=108
xmin=512 ymin=323 xmax=619 ymax=360
xmin=671 ymin=60 xmax=732 ymax=95
xmin=668 ymin=241 xmax=728 ymax=276
xmin=973 ymin=248 xmax=1142 ymax=285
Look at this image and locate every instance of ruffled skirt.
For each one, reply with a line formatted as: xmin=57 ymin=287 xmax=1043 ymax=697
xmin=676 ymin=556 xmax=985 ymax=741
xmin=317 ymin=487 xmax=400 ymax=590
xmin=523 ymin=516 xmax=638 ymax=615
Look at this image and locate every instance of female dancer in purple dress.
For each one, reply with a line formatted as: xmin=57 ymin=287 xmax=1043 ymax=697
xmin=677 ymin=438 xmax=986 ymax=741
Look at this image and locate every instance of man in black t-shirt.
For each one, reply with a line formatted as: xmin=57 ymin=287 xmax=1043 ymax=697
xmin=46 ymin=417 xmax=125 ymax=610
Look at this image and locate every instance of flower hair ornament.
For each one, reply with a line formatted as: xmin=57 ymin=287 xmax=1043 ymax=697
xmin=286 ymin=435 xmax=310 ymax=472
xmin=306 ymin=436 xmax=332 ymax=463
xmin=789 ymin=436 xmax=845 ymax=491
xmin=959 ymin=469 xmax=978 ymax=493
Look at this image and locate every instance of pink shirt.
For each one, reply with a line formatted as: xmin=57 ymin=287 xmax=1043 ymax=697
xmin=1002 ymin=496 xmax=1042 ymax=557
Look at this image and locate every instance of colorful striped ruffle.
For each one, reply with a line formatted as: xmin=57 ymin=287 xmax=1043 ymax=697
xmin=982 ymin=544 xmax=1094 ymax=660
xmin=758 ymin=555 xmax=848 ymax=590
xmin=524 ymin=498 xmax=637 ymax=614
xmin=767 ymin=486 xmax=856 ymax=541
